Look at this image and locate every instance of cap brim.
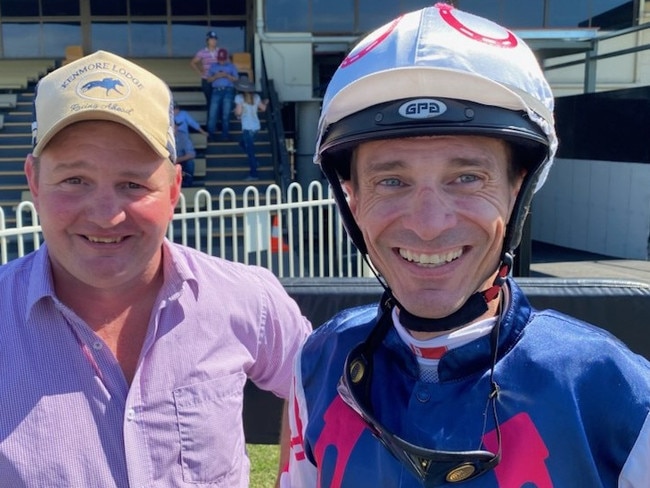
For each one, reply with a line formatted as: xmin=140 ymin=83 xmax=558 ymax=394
xmin=32 ymin=111 xmax=170 ymax=160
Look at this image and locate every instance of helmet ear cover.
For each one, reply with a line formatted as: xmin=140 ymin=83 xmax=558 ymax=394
xmin=318 ymin=99 xmax=550 ymax=255
xmin=502 ymin=143 xmax=549 ymax=253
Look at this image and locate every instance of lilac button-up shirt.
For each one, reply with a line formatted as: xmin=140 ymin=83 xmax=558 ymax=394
xmin=0 ymin=240 xmax=311 ymax=487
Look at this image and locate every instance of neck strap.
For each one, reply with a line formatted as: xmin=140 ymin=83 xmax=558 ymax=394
xmin=374 ymin=254 xmax=512 ymax=333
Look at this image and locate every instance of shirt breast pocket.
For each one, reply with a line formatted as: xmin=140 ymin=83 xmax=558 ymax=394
xmin=173 ymin=372 xmax=246 ymax=485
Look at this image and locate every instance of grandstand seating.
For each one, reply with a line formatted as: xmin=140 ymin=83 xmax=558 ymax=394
xmin=0 ymin=56 xmax=274 ymax=225
xmin=190 ymin=132 xmax=207 ymax=150
xmin=136 ymin=52 xmax=254 ymax=86
xmin=172 ymin=90 xmax=205 ymax=107
xmin=0 ymin=94 xmax=17 ymax=109
xmin=134 ymin=58 xmax=199 ymax=88
xmin=0 ymin=59 xmax=56 ymax=90
xmin=232 ymin=52 xmax=254 ymax=81
xmin=194 ymin=157 xmax=207 ymax=178
xmin=62 ymin=45 xmax=84 ymax=65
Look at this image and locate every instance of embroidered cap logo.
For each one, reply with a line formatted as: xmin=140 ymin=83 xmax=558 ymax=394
xmin=76 ymin=74 xmax=130 ymax=101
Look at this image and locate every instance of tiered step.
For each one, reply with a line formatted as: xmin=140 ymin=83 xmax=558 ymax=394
xmin=0 ymin=89 xmax=34 ymax=221
xmin=204 ymin=135 xmax=274 ymax=192
xmin=135 ymin=58 xmax=199 ymax=88
xmin=0 ymin=94 xmax=18 ymax=109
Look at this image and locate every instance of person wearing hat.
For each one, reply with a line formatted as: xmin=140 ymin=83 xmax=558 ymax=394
xmin=234 ymin=78 xmax=269 ymax=180
xmin=190 ymin=30 xmax=220 ymax=119
xmin=0 ymin=50 xmax=311 ymax=487
xmin=285 ymin=5 xmax=650 ymax=487
xmin=206 ymin=48 xmax=239 ymax=142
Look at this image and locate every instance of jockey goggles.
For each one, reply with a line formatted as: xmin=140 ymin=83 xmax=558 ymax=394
xmin=336 ymin=301 xmax=503 ymax=486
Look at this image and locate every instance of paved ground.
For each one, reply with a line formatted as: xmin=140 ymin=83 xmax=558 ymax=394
xmin=528 ymin=241 xmax=650 ymax=285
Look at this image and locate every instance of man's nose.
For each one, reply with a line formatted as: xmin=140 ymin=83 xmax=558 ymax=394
xmin=84 ymin=188 xmax=127 ymax=227
xmin=402 ymin=187 xmax=457 ymax=241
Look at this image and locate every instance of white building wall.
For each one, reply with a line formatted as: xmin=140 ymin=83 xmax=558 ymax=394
xmin=257 ymin=36 xmax=314 ymax=101
xmin=531 ymin=5 xmax=650 ymax=260
xmin=532 ymin=158 xmax=650 ymax=259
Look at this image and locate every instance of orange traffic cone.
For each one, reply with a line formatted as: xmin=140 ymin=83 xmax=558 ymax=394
xmin=270 ymin=215 xmax=289 ymax=252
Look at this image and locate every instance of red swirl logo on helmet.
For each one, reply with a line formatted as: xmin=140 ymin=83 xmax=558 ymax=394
xmin=340 ymin=16 xmax=402 ymax=68
xmin=436 ymin=3 xmax=518 ymax=48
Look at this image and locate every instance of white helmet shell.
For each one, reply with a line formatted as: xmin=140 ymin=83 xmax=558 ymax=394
xmin=315 ymin=3 xmax=557 ymax=192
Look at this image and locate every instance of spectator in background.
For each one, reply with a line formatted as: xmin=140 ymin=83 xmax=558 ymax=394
xmin=206 ymin=48 xmax=239 ymax=142
xmin=174 ymin=102 xmax=207 ymax=187
xmin=173 ymin=101 xmax=208 ymax=137
xmin=234 ymin=78 xmax=268 ymax=181
xmin=190 ymin=30 xmax=220 ymax=122
xmin=174 ymin=126 xmax=197 ymax=188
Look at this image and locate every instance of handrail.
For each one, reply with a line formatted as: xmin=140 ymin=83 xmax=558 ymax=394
xmin=546 ymin=42 xmax=650 ymax=71
xmin=541 ymin=20 xmax=650 ymax=93
xmin=260 ymin=50 xmax=292 ymax=195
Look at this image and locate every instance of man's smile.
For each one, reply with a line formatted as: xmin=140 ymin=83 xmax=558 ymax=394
xmin=85 ymin=235 xmax=125 ymax=244
xmin=398 ymin=247 xmax=463 ymax=267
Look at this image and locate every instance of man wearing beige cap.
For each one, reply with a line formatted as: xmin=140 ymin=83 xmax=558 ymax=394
xmin=0 ymin=51 xmax=310 ymax=487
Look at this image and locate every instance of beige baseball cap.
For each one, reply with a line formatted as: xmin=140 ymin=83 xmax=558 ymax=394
xmin=31 ymin=50 xmax=177 ymax=162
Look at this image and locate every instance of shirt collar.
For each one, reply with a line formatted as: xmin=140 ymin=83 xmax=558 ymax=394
xmin=25 ymin=243 xmax=57 ymax=320
xmin=24 ymin=240 xmax=200 ymax=321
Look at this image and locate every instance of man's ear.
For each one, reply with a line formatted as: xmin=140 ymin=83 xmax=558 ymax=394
xmin=24 ymin=154 xmax=39 ymax=211
xmin=341 ymin=180 xmax=357 ymax=216
xmin=169 ymin=163 xmax=182 ymax=216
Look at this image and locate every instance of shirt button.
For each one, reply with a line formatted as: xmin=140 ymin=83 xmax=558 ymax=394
xmin=415 ymin=388 xmax=431 ymax=403
xmin=92 ymin=341 xmax=103 ymax=350
xmin=127 ymin=408 xmax=136 ymax=421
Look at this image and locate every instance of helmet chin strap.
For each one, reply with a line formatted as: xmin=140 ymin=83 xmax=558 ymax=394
xmin=369 ymin=253 xmax=513 ymax=333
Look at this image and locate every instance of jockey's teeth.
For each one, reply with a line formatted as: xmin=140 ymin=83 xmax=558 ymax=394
xmin=399 ymin=248 xmax=462 ymax=265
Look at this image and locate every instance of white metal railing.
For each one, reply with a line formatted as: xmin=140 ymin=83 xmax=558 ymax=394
xmin=0 ymin=181 xmax=369 ymax=278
